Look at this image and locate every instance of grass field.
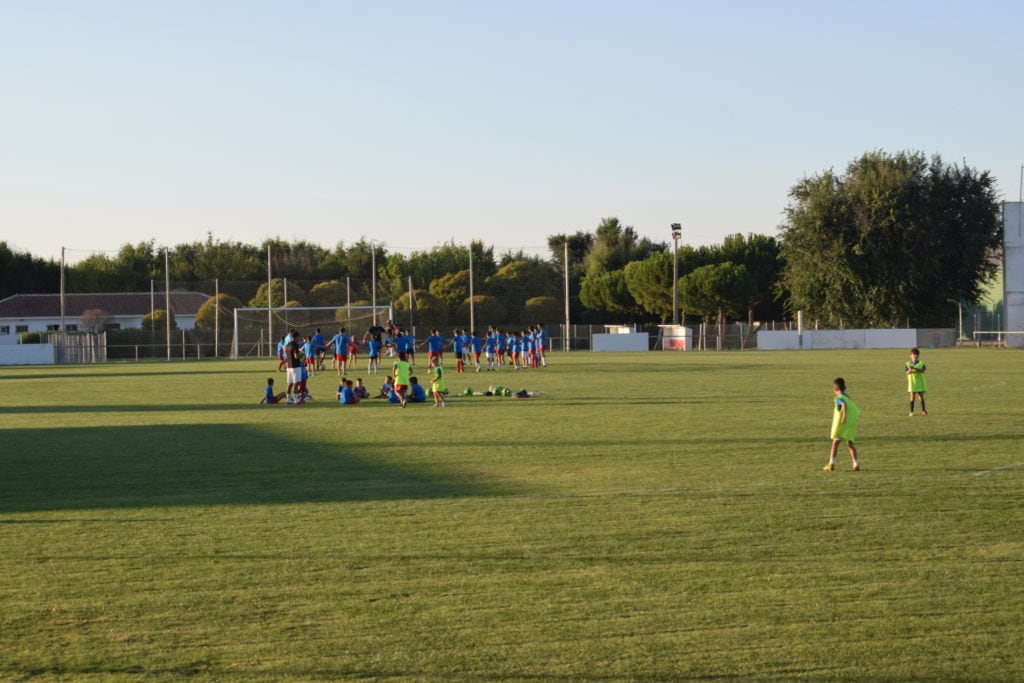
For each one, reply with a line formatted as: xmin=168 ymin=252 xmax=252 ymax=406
xmin=2 ymin=349 xmax=1022 ymax=681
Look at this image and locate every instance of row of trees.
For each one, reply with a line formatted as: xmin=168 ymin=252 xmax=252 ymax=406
xmin=2 ymin=150 xmax=1004 ymax=329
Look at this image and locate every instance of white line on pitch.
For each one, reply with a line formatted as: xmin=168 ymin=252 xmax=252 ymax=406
xmin=973 ymin=462 xmax=1024 ymax=476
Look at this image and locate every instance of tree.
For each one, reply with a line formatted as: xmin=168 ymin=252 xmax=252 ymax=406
xmin=261 ymin=238 xmax=333 ymax=280
xmin=79 ymin=309 xmax=111 ymax=334
xmin=429 ymin=270 xmax=471 ymax=316
xmin=548 ymin=231 xmax=595 ymax=321
xmin=142 ymin=309 xmax=177 ymax=331
xmin=719 ymin=233 xmax=784 ymax=323
xmin=523 ymin=296 xmax=562 ymax=325
xmin=484 ymin=259 xmax=561 ymax=308
xmin=172 ymin=234 xmax=265 ymax=281
xmin=195 ymin=294 xmax=243 ymax=330
xmin=779 ymin=151 xmax=1002 ymax=327
xmin=582 ymin=217 xmax=664 ymax=277
xmin=678 ymin=262 xmax=755 ymax=323
xmin=457 ymin=295 xmax=507 ymax=327
xmin=308 ymin=280 xmax=345 ymax=307
xmin=579 ymin=269 xmax=641 ymax=316
xmin=0 ymin=242 xmax=60 ymax=298
xmin=69 ymin=242 xmax=161 ymax=293
xmin=393 ymin=290 xmax=447 ymax=330
xmin=248 ymin=279 xmax=308 ymax=308
xmin=622 ymin=251 xmax=674 ymax=321
xmin=380 ymin=241 xmax=495 ymax=303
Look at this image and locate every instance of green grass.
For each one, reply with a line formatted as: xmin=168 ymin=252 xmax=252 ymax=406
xmin=1 ymin=349 xmax=1022 ymax=681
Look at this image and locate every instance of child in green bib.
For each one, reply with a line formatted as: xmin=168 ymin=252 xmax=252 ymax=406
xmin=824 ymin=377 xmax=860 ymax=472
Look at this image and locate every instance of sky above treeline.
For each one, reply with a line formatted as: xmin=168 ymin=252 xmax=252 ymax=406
xmin=2 ymin=1 xmax=1022 ymax=264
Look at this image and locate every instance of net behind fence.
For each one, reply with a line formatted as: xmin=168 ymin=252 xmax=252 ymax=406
xmin=231 ymin=305 xmax=393 ymax=359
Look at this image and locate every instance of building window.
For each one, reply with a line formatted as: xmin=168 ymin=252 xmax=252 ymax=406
xmin=47 ymin=324 xmax=60 ymax=331
xmin=0 ymin=325 xmax=9 ymax=335
xmin=66 ymin=324 xmax=78 ymax=332
xmin=15 ymin=325 xmax=28 ymax=333
xmin=104 ymin=323 xmax=121 ymax=331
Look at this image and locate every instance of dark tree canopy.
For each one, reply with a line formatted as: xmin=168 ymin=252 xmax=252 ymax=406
xmin=779 ymin=150 xmax=1002 ymax=327
xmin=0 ymin=242 xmax=60 ymax=298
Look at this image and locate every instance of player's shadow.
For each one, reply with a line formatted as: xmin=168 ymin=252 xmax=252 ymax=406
xmin=0 ymin=424 xmax=510 ymax=513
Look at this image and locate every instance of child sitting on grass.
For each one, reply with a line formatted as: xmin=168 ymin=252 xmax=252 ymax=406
xmin=259 ymin=377 xmax=286 ymax=404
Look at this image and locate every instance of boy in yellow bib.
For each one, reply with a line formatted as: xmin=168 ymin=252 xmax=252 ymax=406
xmin=904 ymin=347 xmax=928 ymax=416
xmin=824 ymin=377 xmax=860 ymax=472
xmin=429 ymin=356 xmax=447 ymax=408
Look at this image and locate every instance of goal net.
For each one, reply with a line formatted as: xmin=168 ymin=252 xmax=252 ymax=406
xmin=231 ymin=305 xmax=393 ymax=359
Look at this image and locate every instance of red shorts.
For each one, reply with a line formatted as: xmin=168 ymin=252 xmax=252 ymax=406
xmin=394 ymin=384 xmax=409 ymax=392
xmin=335 ymin=354 xmax=348 ymax=362
xmin=267 ymin=395 xmax=282 ymax=404
xmin=428 ymin=352 xmax=440 ymax=359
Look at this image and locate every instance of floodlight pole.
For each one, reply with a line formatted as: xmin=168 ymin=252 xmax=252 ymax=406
xmin=671 ymin=223 xmax=682 ymax=326
xmin=165 ymin=248 xmax=171 ymax=361
xmin=370 ymin=243 xmax=377 ymax=317
xmin=468 ymin=243 xmax=475 ymax=334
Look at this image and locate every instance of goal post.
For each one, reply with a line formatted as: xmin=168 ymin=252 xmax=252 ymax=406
xmin=231 ymin=305 xmax=393 ymax=359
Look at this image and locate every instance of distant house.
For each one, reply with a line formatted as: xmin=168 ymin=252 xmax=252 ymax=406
xmin=0 ymin=292 xmax=211 ymax=344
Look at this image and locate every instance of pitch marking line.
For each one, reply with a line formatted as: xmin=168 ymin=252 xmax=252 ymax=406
xmin=973 ymin=462 xmax=1024 ymax=476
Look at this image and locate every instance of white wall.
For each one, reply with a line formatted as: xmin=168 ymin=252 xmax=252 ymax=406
xmin=757 ymin=331 xmax=800 ymax=350
xmin=758 ymin=329 xmax=943 ymax=350
xmin=0 ymin=344 xmax=56 ymax=365
xmin=1005 ymin=202 xmax=1024 ymax=348
xmin=592 ymin=332 xmax=649 ymax=351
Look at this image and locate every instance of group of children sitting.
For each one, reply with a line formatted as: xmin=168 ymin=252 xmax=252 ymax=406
xmin=260 ymin=371 xmax=437 ymax=407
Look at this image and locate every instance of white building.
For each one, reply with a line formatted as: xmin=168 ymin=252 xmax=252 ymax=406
xmin=0 ymin=292 xmax=210 ymax=344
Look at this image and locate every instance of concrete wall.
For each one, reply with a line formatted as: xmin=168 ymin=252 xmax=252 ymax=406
xmin=0 ymin=344 xmax=56 ymax=365
xmin=758 ymin=331 xmax=800 ymax=350
xmin=592 ymin=332 xmax=649 ymax=351
xmin=1005 ymin=202 xmax=1024 ymax=348
xmin=758 ymin=329 xmax=954 ymax=350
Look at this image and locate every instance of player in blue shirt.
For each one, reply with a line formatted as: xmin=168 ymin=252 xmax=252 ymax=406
xmin=276 ymin=336 xmax=287 ymax=371
xmin=259 ymin=377 xmax=286 ymax=404
xmin=337 ymin=378 xmax=360 ymax=405
xmin=470 ymin=331 xmax=484 ymax=372
xmin=508 ymin=332 xmax=521 ymax=369
xmin=311 ymin=328 xmax=326 ymax=371
xmin=535 ymin=323 xmax=548 ymax=367
xmin=409 ymin=376 xmax=427 ymax=403
xmin=366 ymin=337 xmax=383 ymax=374
xmin=452 ymin=328 xmax=467 ymax=373
xmin=484 ymin=333 xmax=497 ymax=371
xmin=329 ymin=328 xmax=351 ymax=377
xmin=496 ymin=329 xmax=508 ymax=367
xmin=397 ymin=330 xmax=417 ymax=365
xmin=302 ymin=336 xmax=316 ymax=376
xmin=424 ymin=330 xmax=447 ymax=366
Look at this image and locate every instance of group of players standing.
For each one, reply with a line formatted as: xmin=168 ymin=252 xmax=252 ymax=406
xmin=265 ymin=320 xmax=549 ymax=405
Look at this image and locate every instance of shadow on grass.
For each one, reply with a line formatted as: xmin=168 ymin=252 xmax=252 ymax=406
xmin=0 ymin=369 xmax=245 ymax=381
xmin=0 ymin=399 xmax=440 ymax=415
xmin=0 ymin=424 xmax=511 ymax=514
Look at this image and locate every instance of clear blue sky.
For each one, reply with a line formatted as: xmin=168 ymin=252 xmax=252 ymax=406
xmin=2 ymin=1 xmax=1021 ymax=264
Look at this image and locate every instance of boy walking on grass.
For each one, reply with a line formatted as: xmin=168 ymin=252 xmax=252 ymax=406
xmin=824 ymin=377 xmax=860 ymax=472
